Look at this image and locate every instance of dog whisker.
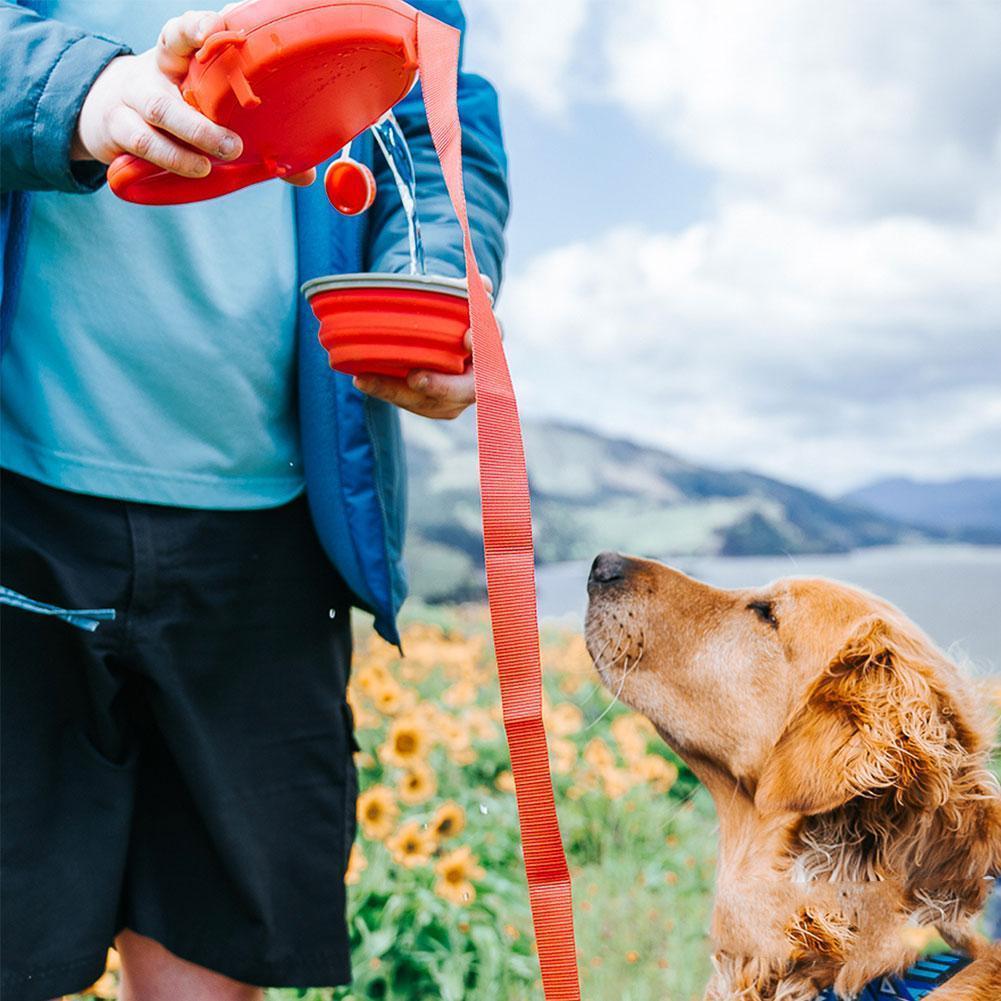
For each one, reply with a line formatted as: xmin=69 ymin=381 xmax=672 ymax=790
xmin=585 ymin=657 xmax=632 ymax=731
xmin=586 ymin=635 xmax=646 ymax=732
xmin=656 ymin=783 xmax=706 ymax=838
xmin=583 ymin=558 xmax=1000 ymax=997
xmin=574 ymin=681 xmax=606 ymax=708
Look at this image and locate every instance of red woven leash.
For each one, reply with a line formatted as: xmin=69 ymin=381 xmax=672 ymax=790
xmin=416 ymin=13 xmax=581 ymax=999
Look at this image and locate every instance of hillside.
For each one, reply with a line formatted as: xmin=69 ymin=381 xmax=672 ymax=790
xmin=403 ymin=417 xmax=926 ymax=602
xmin=843 ymin=477 xmax=1001 ymax=542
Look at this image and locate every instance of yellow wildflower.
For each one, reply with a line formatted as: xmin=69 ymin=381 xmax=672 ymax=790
xmin=436 ymin=714 xmax=475 ymax=764
xmin=404 ymin=633 xmax=472 ymax=672
xmin=379 ymin=715 xmax=431 ymax=768
xmin=361 ymin=633 xmax=399 ymax=667
xmin=386 ymin=820 xmax=435 ymax=868
xmin=437 ymin=714 xmax=470 ymax=750
xmin=430 ymin=801 xmax=466 ymax=841
xmin=443 ymin=679 xmax=477 ymax=707
xmin=370 ymin=680 xmax=412 ymax=716
xmin=545 ymin=632 xmax=592 ymax=678
xmin=346 ymin=687 xmax=380 ymax=730
xmin=354 ymin=662 xmax=392 ymax=694
xmin=411 ymin=700 xmax=444 ymax=728
xmin=357 ymin=785 xmax=399 ymax=840
xmin=637 ymin=754 xmax=678 ymax=794
xmin=611 ymin=714 xmax=648 ymax=761
xmin=495 ymin=770 xmax=516 ymax=793
xmin=551 ymin=737 xmax=578 ymax=775
xmin=345 ymin=843 xmax=368 ymax=885
xmin=584 ymin=738 xmax=615 ymax=770
xmin=466 ymin=707 xmax=498 ymax=741
xmin=434 ymin=845 xmax=485 ymax=904
xmin=602 ymin=766 xmax=636 ymax=799
xmin=397 ymin=763 xmax=437 ymax=805
xmin=548 ymin=703 xmax=584 ymax=736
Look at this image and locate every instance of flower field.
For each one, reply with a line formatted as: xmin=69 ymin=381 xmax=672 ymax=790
xmin=71 ymin=606 xmax=720 ymax=1000
xmin=67 ymin=606 xmax=1001 ymax=1001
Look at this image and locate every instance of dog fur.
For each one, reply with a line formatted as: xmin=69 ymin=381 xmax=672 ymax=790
xmin=584 ymin=554 xmax=1001 ymax=1000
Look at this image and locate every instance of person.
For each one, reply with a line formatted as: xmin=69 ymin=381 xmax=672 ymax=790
xmin=0 ymin=1 xmax=508 ymax=998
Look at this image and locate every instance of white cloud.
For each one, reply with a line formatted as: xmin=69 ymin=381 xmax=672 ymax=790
xmin=462 ymin=0 xmax=590 ymax=115
xmin=601 ymin=0 xmax=1001 ymax=220
xmin=468 ymin=0 xmax=1001 ymax=219
xmin=465 ymin=0 xmax=1001 ymax=489
xmin=499 ymin=205 xmax=1001 ymax=491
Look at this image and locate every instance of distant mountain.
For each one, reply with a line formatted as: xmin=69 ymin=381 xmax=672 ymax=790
xmin=403 ymin=417 xmax=929 ymax=602
xmin=842 ymin=477 xmax=1001 ymax=542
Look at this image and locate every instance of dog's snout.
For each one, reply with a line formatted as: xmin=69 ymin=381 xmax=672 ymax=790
xmin=589 ymin=551 xmax=627 ymax=587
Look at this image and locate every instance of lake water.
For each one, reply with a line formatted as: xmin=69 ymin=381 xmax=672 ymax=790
xmin=536 ymin=545 xmax=1001 ymax=675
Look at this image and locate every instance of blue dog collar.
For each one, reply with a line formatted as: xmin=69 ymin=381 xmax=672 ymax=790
xmin=818 ymin=952 xmax=971 ymax=1000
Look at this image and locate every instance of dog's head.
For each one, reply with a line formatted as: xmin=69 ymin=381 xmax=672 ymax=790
xmin=585 ymin=552 xmax=1001 ymax=981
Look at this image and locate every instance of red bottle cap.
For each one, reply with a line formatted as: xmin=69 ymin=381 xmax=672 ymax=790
xmin=108 ymin=0 xmax=419 ymax=204
xmin=324 ymin=158 xmax=378 ymax=215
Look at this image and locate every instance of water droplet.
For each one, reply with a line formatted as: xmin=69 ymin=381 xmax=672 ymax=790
xmin=478 ymin=803 xmax=488 ymax=815
xmin=329 ymin=608 xmax=337 ymax=619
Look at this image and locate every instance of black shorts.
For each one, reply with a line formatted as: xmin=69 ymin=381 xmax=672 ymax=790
xmin=1 ymin=470 xmax=358 ymax=1001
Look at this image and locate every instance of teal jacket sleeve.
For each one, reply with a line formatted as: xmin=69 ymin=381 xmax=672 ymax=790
xmin=0 ymin=1 xmax=130 ymax=193
xmin=364 ymin=0 xmax=509 ymax=291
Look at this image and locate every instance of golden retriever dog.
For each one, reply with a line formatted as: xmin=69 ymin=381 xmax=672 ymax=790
xmin=584 ymin=552 xmax=1001 ymax=1000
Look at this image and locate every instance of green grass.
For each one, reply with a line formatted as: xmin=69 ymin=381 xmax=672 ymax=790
xmin=66 ymin=610 xmax=1001 ymax=1001
xmin=263 ymin=787 xmax=717 ymax=1001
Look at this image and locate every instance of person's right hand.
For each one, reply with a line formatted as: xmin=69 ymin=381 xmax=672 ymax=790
xmin=72 ymin=10 xmax=244 ymax=178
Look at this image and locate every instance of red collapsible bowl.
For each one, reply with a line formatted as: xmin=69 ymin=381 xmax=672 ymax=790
xmin=302 ymin=274 xmax=480 ymax=378
xmin=108 ymin=0 xmax=420 ymax=204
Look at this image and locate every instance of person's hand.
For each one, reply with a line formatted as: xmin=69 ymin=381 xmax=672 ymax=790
xmin=72 ymin=8 xmax=316 ymax=185
xmin=353 ymin=331 xmax=476 ymax=421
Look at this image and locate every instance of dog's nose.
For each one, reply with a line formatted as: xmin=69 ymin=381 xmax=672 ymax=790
xmin=589 ymin=551 xmax=627 ymax=586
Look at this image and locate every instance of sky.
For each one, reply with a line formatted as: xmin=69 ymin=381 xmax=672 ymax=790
xmin=459 ymin=0 xmax=1001 ymax=495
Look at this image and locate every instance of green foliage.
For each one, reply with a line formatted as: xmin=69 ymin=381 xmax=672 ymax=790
xmin=73 ymin=612 xmax=718 ymax=1001
xmin=401 ymin=417 xmax=923 ymax=602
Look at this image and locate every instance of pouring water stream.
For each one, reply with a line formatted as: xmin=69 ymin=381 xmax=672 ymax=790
xmin=371 ymin=111 xmax=426 ymax=276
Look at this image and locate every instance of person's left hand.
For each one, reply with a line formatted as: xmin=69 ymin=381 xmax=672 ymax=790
xmin=352 ymin=330 xmax=475 ymax=420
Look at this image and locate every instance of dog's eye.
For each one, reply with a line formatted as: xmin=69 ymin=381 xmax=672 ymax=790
xmin=747 ymin=600 xmax=779 ymax=629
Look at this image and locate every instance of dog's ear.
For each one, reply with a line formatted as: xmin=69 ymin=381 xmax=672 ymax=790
xmin=755 ymin=617 xmax=969 ymax=816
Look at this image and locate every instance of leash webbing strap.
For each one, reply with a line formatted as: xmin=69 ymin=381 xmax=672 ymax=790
xmin=416 ymin=13 xmax=582 ymax=999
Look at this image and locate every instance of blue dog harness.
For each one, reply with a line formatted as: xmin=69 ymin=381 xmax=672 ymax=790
xmin=818 ymin=952 xmax=971 ymax=1000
